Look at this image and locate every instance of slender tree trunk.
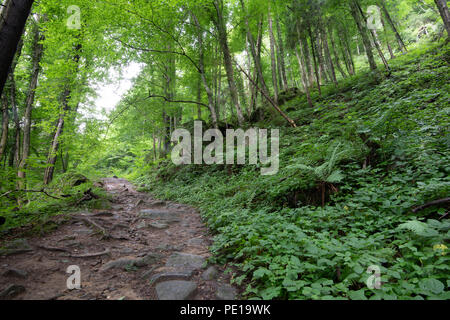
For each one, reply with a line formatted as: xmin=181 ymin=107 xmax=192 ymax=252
xmin=0 ymin=0 xmax=34 ymax=97
xmin=241 ymin=1 xmax=269 ymax=99
xmin=328 ymin=23 xmax=347 ymax=79
xmin=9 ymin=38 xmax=24 ymax=167
xmin=213 ymin=0 xmax=244 ymax=125
xmin=43 ymin=43 xmax=82 ymax=185
xmin=275 ymin=18 xmax=288 ymax=91
xmin=301 ymin=35 xmax=313 ymax=87
xmin=17 ymin=19 xmax=43 ymax=187
xmin=378 ymin=0 xmax=407 ymax=52
xmin=0 ymin=94 xmax=9 ymax=161
xmin=320 ymin=20 xmax=338 ymax=86
xmin=43 ymin=91 xmax=68 ymax=185
xmin=236 ymin=66 xmax=248 ymax=117
xmin=196 ymin=74 xmax=202 ymax=120
xmin=381 ymin=17 xmax=395 ymax=59
xmin=315 ymin=27 xmax=328 ymax=82
xmin=245 ymin=37 xmax=255 ymax=117
xmin=295 ymin=47 xmax=312 ymax=108
xmin=350 ymin=0 xmax=377 ymax=70
xmin=355 ymin=1 xmax=390 ymax=71
xmin=249 ymin=19 xmax=263 ymax=112
xmin=434 ymin=0 xmax=450 ymax=38
xmin=295 ymin=30 xmax=313 ymax=108
xmin=10 ymin=80 xmax=21 ymax=168
xmin=341 ymin=23 xmax=356 ymax=75
xmin=308 ymin=26 xmax=321 ymax=95
xmin=191 ymin=12 xmax=218 ymax=128
xmin=268 ymin=5 xmax=279 ymax=104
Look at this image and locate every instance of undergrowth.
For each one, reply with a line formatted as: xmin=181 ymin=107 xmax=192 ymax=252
xmin=132 ymin=42 xmax=450 ymax=300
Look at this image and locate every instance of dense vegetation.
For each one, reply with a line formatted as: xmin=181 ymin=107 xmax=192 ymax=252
xmin=139 ymin=44 xmax=450 ymax=300
xmin=0 ymin=0 xmax=449 ymax=300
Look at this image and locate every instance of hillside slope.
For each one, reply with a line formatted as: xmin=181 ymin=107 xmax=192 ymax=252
xmin=134 ymin=43 xmax=450 ymax=300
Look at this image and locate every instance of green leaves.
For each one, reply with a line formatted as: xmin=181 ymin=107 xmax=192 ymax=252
xmin=141 ymin=42 xmax=450 ymax=301
xmin=397 ymin=220 xmax=439 ymax=237
xmin=253 ymin=267 xmax=272 ymax=280
xmin=419 ymin=278 xmax=445 ymax=295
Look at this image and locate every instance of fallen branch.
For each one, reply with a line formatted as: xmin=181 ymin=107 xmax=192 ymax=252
xmin=75 ymin=216 xmax=110 ymax=239
xmin=412 ymin=198 xmax=450 ymax=213
xmin=235 ymin=62 xmax=297 ymax=128
xmin=0 ymin=191 xmax=14 ymax=199
xmin=74 ymin=188 xmax=99 ymax=206
xmin=0 ymin=189 xmax=67 ymax=200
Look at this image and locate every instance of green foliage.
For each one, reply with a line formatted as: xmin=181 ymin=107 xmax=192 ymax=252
xmin=132 ymin=43 xmax=450 ymax=300
xmin=0 ymin=170 xmax=109 ymax=233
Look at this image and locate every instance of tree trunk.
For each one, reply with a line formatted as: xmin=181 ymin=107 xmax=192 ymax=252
xmin=350 ymin=0 xmax=377 ymax=70
xmin=196 ymin=74 xmax=202 ymax=120
xmin=381 ymin=16 xmax=395 ymax=59
xmin=268 ymin=5 xmax=279 ymax=104
xmin=315 ymin=27 xmax=328 ymax=82
xmin=8 ymin=38 xmax=24 ymax=167
xmin=320 ymin=20 xmax=338 ymax=86
xmin=328 ymin=23 xmax=347 ymax=79
xmin=43 ymin=92 xmax=68 ymax=185
xmin=17 ymin=19 xmax=43 ymax=187
xmin=245 ymin=37 xmax=255 ymax=117
xmin=191 ymin=12 xmax=218 ymax=128
xmin=43 ymin=43 xmax=82 ymax=184
xmin=213 ymin=0 xmax=244 ymax=125
xmin=340 ymin=23 xmax=356 ymax=75
xmin=355 ymin=1 xmax=390 ymax=71
xmin=434 ymin=0 xmax=450 ymax=38
xmin=0 ymin=93 xmax=9 ymax=162
xmin=295 ymin=30 xmax=313 ymax=108
xmin=308 ymin=26 xmax=321 ymax=95
xmin=275 ymin=18 xmax=288 ymax=91
xmin=240 ymin=1 xmax=269 ymax=98
xmin=378 ymin=0 xmax=407 ymax=52
xmin=0 ymin=0 xmax=34 ymax=97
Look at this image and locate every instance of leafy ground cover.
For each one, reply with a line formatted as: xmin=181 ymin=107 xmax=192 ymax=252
xmin=132 ymin=42 xmax=450 ymax=300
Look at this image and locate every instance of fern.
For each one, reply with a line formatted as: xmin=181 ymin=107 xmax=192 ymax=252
xmin=397 ymin=220 xmax=439 ymax=237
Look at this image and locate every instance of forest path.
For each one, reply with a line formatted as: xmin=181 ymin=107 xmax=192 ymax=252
xmin=0 ymin=178 xmax=237 ymax=300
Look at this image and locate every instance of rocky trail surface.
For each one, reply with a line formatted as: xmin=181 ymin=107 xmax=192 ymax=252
xmin=0 ymin=178 xmax=237 ymax=300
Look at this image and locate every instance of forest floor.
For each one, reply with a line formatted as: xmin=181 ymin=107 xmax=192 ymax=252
xmin=0 ymin=178 xmax=237 ymax=300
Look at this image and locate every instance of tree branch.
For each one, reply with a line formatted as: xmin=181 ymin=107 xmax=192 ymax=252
xmin=0 ymin=189 xmax=66 ymax=200
xmin=412 ymin=198 xmax=450 ymax=213
xmin=147 ymin=93 xmax=209 ymax=108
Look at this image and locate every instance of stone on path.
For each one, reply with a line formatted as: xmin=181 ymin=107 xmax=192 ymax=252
xmin=155 ymin=281 xmax=197 ymax=300
xmin=201 ymin=266 xmax=218 ymax=281
xmin=165 ymin=253 xmax=206 ymax=271
xmin=149 ymin=222 xmax=169 ymax=229
xmin=149 ymin=271 xmax=193 ymax=285
xmin=139 ymin=209 xmax=181 ymax=224
xmin=0 ymin=284 xmax=26 ymax=299
xmin=1 ymin=268 xmax=28 ymax=279
xmin=0 ymin=239 xmax=33 ymax=256
xmin=216 ymin=284 xmax=237 ymax=300
xmin=187 ymin=238 xmax=205 ymax=246
xmin=101 ymin=253 xmax=162 ymax=272
xmin=156 ymin=243 xmax=184 ymax=251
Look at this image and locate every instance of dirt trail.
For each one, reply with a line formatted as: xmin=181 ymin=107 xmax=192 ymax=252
xmin=0 ymin=178 xmax=237 ymax=300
